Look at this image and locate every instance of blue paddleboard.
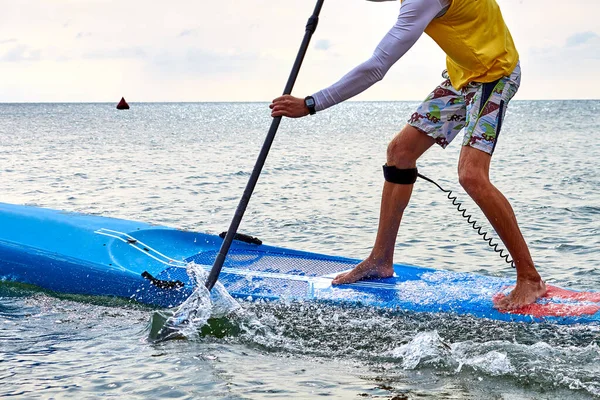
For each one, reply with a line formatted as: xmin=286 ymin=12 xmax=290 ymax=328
xmin=0 ymin=202 xmax=598 ymax=324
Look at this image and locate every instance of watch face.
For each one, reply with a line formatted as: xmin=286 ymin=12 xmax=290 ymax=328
xmin=306 ymin=98 xmax=315 ymax=107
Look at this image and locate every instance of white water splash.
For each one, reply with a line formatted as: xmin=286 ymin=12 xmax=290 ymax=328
xmin=383 ymin=328 xmax=600 ymax=397
xmin=157 ymin=262 xmax=240 ymax=340
xmin=386 ymin=331 xmax=452 ymax=369
xmin=453 ymin=346 xmax=514 ymax=375
xmin=386 ymin=331 xmax=515 ymax=375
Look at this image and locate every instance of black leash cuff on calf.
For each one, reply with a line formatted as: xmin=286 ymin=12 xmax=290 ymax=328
xmin=382 ymin=164 xmax=418 ymax=184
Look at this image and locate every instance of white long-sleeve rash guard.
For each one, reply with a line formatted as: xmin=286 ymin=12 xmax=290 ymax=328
xmin=312 ymin=0 xmax=450 ymax=112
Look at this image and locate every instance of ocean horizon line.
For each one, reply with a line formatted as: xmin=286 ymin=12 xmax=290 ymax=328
xmin=0 ymin=99 xmax=598 ymax=105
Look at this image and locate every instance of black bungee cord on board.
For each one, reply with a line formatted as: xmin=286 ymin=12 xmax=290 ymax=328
xmin=417 ymin=172 xmax=516 ymax=269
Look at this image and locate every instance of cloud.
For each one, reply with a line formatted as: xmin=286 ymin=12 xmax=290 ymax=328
xmin=150 ymin=48 xmax=265 ymax=78
xmin=315 ymin=39 xmax=331 ymax=51
xmin=78 ymin=45 xmax=262 ymax=77
xmin=0 ymin=45 xmax=41 ymax=62
xmin=76 ymin=32 xmax=93 ymax=39
xmin=178 ymin=29 xmax=197 ymax=38
xmin=83 ymin=47 xmax=147 ymax=60
xmin=565 ymin=32 xmax=599 ymax=47
xmin=525 ymin=31 xmax=600 ymax=89
xmin=531 ymin=31 xmax=600 ymax=61
xmin=0 ymin=38 xmax=17 ymax=45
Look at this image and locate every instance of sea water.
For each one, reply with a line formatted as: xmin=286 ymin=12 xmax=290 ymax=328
xmin=1 ymin=101 xmax=599 ymax=399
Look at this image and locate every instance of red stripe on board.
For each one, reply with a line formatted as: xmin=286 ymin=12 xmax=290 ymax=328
xmin=493 ymin=285 xmax=600 ymax=317
xmin=505 ymin=302 xmax=600 ymax=318
xmin=544 ymin=285 xmax=600 ymax=302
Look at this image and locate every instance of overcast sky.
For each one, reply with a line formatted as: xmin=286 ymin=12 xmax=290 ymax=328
xmin=1 ymin=0 xmax=598 ymax=102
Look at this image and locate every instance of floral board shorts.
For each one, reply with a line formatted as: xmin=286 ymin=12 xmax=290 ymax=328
xmin=408 ymin=62 xmax=521 ymax=155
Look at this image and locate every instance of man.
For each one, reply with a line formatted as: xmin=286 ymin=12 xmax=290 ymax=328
xmin=269 ymin=0 xmax=546 ymax=310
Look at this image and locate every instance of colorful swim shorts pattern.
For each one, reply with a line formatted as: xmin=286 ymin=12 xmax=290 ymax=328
xmin=408 ymin=62 xmax=521 ymax=155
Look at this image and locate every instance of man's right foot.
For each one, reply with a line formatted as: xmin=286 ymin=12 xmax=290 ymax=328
xmin=493 ymin=277 xmax=547 ymax=310
xmin=332 ymin=258 xmax=394 ymax=285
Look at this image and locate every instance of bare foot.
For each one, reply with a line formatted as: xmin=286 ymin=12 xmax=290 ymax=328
xmin=332 ymin=258 xmax=394 ymax=285
xmin=493 ymin=278 xmax=547 ymax=310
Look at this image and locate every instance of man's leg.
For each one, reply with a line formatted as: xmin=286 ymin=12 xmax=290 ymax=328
xmin=458 ymin=146 xmax=546 ymax=309
xmin=332 ymin=125 xmax=435 ymax=284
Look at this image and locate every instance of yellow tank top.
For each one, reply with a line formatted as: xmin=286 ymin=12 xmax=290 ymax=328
xmin=420 ymin=0 xmax=519 ymax=89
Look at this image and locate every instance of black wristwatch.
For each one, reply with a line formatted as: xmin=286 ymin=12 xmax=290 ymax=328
xmin=304 ymin=96 xmax=316 ymax=115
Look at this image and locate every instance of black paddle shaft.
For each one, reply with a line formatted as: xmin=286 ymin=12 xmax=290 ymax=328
xmin=205 ymin=0 xmax=325 ymax=291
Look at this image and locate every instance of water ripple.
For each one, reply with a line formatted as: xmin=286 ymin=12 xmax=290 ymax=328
xmin=1 ymin=101 xmax=600 ymax=399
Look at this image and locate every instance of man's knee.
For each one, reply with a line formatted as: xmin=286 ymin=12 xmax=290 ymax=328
xmin=386 ymin=125 xmax=431 ymax=168
xmin=386 ymin=136 xmax=411 ymax=167
xmin=458 ymin=167 xmax=489 ymax=198
xmin=458 ymin=146 xmax=493 ymax=198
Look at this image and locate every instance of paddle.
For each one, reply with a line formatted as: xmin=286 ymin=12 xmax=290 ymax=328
xmin=205 ymin=0 xmax=326 ymax=291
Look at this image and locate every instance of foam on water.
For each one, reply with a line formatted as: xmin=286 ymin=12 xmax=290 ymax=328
xmin=2 ymin=280 xmax=599 ymax=398
xmin=386 ymin=331 xmax=453 ymax=369
xmin=150 ymin=262 xmax=240 ymax=341
xmin=230 ymin=300 xmax=600 ymax=397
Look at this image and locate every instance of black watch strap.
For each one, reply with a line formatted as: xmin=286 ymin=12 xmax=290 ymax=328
xmin=304 ymin=96 xmax=316 ymax=115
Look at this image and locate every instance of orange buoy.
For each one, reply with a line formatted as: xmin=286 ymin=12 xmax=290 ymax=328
xmin=116 ymin=97 xmax=130 ymax=110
